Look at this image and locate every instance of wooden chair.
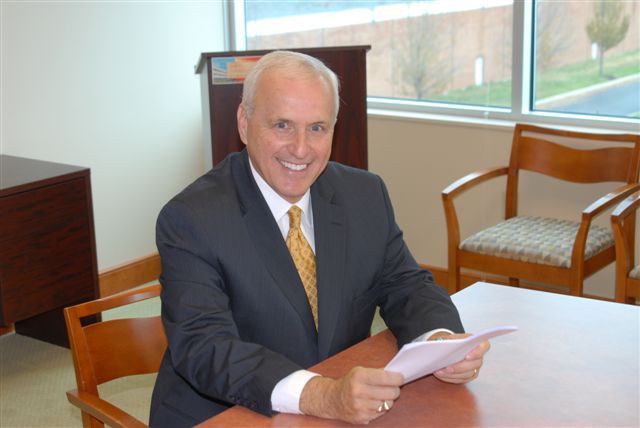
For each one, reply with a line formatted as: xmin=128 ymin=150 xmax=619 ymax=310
xmin=612 ymin=193 xmax=640 ymax=304
xmin=442 ymin=123 xmax=640 ymax=296
xmin=65 ymin=284 xmax=166 ymax=428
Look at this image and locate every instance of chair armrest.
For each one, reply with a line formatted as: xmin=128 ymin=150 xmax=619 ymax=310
xmin=571 ymin=184 xmax=640 ymax=268
xmin=66 ymin=389 xmax=147 ymax=428
xmin=442 ymin=167 xmax=509 ymax=256
xmin=442 ymin=166 xmax=509 ymax=199
xmin=611 ymin=192 xmax=640 ymax=300
xmin=582 ymin=183 xmax=640 ymax=220
xmin=611 ymin=191 xmax=640 ymax=224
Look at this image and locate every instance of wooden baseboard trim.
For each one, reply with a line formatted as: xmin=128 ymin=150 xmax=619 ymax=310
xmin=96 ymin=256 xmax=613 ymax=301
xmin=0 ymin=258 xmax=621 ymax=340
xmin=95 ymin=257 xmax=453 ymax=298
xmin=95 ymin=257 xmax=456 ymax=298
xmin=99 ymin=252 xmax=161 ymax=296
xmin=419 ymin=263 xmax=503 ymax=292
xmin=420 ymin=263 xmax=620 ymax=302
xmin=0 ymin=325 xmax=15 ymax=335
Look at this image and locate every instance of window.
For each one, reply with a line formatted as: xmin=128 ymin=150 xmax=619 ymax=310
xmin=230 ymin=0 xmax=639 ymax=130
xmin=533 ymin=0 xmax=639 ymax=119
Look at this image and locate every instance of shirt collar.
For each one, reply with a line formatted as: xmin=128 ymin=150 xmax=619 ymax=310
xmin=249 ymin=158 xmax=312 ymax=226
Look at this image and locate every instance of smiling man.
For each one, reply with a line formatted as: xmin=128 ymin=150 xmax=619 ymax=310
xmin=150 ymin=51 xmax=488 ymax=427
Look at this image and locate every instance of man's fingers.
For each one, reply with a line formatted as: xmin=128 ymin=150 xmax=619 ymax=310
xmin=338 ymin=367 xmax=403 ymax=423
xmin=347 ymin=367 xmax=402 ymax=405
xmin=466 ymin=340 xmax=491 ymax=359
xmin=436 ymin=366 xmax=479 ymax=379
xmin=350 ymin=366 xmax=404 ymax=387
xmin=434 ymin=354 xmax=484 ymax=384
xmin=365 ymin=384 xmax=401 ymax=402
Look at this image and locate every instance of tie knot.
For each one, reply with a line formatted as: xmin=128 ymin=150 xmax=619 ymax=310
xmin=288 ymin=206 xmax=302 ymax=230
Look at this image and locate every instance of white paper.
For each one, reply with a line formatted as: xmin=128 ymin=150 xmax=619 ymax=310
xmin=385 ymin=325 xmax=518 ymax=384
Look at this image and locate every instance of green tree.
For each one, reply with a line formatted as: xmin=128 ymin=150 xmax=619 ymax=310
xmin=586 ymin=1 xmax=630 ymax=78
xmin=396 ymin=15 xmax=450 ymax=99
xmin=536 ymin=1 xmax=572 ymax=72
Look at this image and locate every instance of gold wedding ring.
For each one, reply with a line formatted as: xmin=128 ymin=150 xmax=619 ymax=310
xmin=377 ymin=400 xmax=391 ymax=413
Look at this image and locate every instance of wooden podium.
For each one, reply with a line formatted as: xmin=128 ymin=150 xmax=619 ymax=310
xmin=195 ymin=46 xmax=370 ymax=171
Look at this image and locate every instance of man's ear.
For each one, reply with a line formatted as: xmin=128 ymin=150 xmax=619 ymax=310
xmin=237 ymin=104 xmax=248 ymax=146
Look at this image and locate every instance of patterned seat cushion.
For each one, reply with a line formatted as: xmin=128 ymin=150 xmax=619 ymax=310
xmin=459 ymin=216 xmax=614 ymax=268
xmin=630 ymin=265 xmax=640 ymax=280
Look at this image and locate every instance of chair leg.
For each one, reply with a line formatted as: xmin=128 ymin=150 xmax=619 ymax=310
xmin=447 ymin=263 xmax=460 ymax=295
xmin=569 ymin=277 xmax=583 ymax=297
xmin=82 ymin=412 xmax=104 ymax=428
xmin=447 ymin=269 xmax=460 ymax=295
xmin=447 ymin=246 xmax=461 ymax=295
xmin=625 ymin=279 xmax=640 ymax=305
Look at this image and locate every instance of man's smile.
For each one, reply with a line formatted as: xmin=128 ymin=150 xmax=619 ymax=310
xmin=279 ymin=159 xmax=309 ymax=171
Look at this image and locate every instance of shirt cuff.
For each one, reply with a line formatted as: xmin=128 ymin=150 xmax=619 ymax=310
xmin=412 ymin=328 xmax=455 ymax=342
xmin=271 ymin=369 xmax=320 ymax=414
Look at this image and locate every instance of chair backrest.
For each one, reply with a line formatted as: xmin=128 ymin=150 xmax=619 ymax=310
xmin=505 ymin=123 xmax=640 ymax=218
xmin=65 ymin=284 xmax=166 ymax=396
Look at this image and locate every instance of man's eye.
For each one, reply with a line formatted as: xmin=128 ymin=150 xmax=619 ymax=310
xmin=275 ymin=122 xmax=289 ymax=129
xmin=310 ymin=124 xmax=324 ymax=132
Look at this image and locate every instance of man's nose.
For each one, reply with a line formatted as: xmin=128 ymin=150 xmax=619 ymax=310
xmin=290 ymin=129 xmax=310 ymax=157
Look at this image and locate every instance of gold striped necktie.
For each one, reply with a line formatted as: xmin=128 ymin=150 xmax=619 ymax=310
xmin=285 ymin=206 xmax=318 ymax=329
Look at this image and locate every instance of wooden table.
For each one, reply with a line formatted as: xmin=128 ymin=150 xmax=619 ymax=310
xmin=201 ymin=282 xmax=639 ymax=427
xmin=0 ymin=155 xmax=99 ymax=347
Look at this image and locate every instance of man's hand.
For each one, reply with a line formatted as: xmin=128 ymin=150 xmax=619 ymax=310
xmin=299 ymin=366 xmax=404 ymax=425
xmin=430 ymin=332 xmax=490 ymax=384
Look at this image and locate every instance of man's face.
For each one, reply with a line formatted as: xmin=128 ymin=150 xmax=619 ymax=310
xmin=237 ymin=69 xmax=335 ymax=203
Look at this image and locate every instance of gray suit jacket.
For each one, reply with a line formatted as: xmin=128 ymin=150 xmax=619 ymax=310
xmin=149 ymin=150 xmax=463 ymax=427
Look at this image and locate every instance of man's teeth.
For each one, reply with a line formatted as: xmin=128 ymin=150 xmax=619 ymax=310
xmin=281 ymin=160 xmax=308 ymax=171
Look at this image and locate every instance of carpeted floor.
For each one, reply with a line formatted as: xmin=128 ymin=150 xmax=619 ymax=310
xmin=0 ymin=296 xmax=161 ymax=428
xmin=0 ymin=296 xmax=387 ymax=427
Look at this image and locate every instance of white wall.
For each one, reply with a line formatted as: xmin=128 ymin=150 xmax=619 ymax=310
xmin=368 ymin=117 xmax=513 ymax=269
xmin=1 ymin=1 xmax=224 ymax=268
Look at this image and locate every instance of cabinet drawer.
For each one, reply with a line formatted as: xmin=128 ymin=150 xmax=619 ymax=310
xmin=0 ymin=178 xmax=95 ymax=324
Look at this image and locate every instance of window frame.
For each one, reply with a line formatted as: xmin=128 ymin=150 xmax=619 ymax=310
xmin=228 ymin=0 xmax=639 ymax=132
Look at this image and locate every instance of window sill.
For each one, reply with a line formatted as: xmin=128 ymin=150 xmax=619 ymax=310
xmin=367 ymin=104 xmax=640 ymax=135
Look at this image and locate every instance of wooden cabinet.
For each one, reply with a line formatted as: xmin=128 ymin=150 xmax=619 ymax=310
xmin=195 ymin=45 xmax=370 ymax=170
xmin=0 ymin=155 xmax=99 ymax=347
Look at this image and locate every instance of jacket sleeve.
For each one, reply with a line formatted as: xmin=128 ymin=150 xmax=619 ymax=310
xmin=373 ymin=176 xmax=465 ymax=347
xmin=156 ymin=199 xmax=302 ymax=416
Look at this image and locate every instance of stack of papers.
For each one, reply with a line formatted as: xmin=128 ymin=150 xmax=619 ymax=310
xmin=385 ymin=326 xmax=518 ymax=384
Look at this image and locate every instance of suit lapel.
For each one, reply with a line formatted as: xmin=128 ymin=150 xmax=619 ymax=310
xmin=231 ymin=151 xmax=318 ymax=339
xmin=312 ymin=172 xmax=346 ymax=360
